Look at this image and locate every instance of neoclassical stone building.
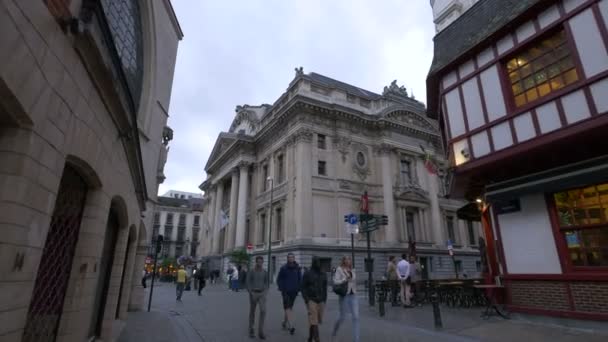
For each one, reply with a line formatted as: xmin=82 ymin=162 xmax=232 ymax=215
xmin=0 ymin=1 xmax=181 ymax=341
xmin=199 ymin=69 xmax=480 ymax=281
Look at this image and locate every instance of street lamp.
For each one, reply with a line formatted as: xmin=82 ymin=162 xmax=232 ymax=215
xmin=267 ymin=177 xmax=274 ymax=285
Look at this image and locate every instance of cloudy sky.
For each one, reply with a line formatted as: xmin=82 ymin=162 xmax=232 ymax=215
xmin=159 ymin=0 xmax=436 ymax=196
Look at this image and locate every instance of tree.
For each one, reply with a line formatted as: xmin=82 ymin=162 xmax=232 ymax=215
xmin=230 ymin=248 xmax=250 ymax=267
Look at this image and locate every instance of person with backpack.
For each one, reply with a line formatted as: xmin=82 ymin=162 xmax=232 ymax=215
xmin=302 ymin=257 xmax=327 ymax=342
xmin=332 ymin=256 xmax=359 ymax=342
xmin=277 ymin=253 xmax=301 ymax=335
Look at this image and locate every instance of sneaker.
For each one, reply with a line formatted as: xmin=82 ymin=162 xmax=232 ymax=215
xmin=258 ymin=333 xmax=266 ymax=340
xmin=282 ymin=321 xmax=287 ymax=330
xmin=289 ymin=327 xmax=295 ymax=335
xmin=249 ymin=329 xmax=255 ymax=338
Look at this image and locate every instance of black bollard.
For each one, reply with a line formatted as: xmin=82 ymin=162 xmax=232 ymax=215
xmin=378 ymin=284 xmax=385 ymax=317
xmin=431 ymin=291 xmax=443 ymax=329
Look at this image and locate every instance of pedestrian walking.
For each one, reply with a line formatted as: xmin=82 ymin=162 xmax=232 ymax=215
xmin=302 ymin=257 xmax=327 ymax=342
xmin=176 ymin=265 xmax=187 ymax=301
xmin=232 ymin=265 xmax=240 ymax=291
xmin=397 ymin=254 xmax=412 ymax=308
xmin=331 ymin=256 xmax=359 ymax=342
xmin=277 ymin=253 xmax=301 ymax=335
xmin=239 ymin=265 xmax=247 ymax=291
xmin=141 ymin=269 xmax=147 ymax=289
xmin=247 ymin=256 xmax=269 ymax=340
xmin=409 ymin=255 xmax=421 ymax=306
xmin=197 ymin=267 xmax=207 ymax=296
xmin=227 ymin=264 xmax=235 ymax=290
xmin=387 ymin=256 xmax=399 ymax=306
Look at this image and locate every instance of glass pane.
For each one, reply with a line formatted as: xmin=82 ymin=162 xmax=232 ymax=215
xmin=550 ymin=75 xmax=565 ymax=90
xmin=512 ymin=82 xmax=523 ymax=95
xmin=523 ymin=76 xmax=536 ymax=89
xmin=559 ymin=57 xmax=574 ymax=72
xmin=526 ymin=88 xmax=538 ymax=102
xmin=564 ymin=228 xmax=608 ymax=267
xmin=509 ymin=71 xmax=520 ymax=83
xmin=529 ymin=46 xmax=543 ymax=58
xmin=515 ymin=94 xmax=527 ymax=107
xmin=521 ymin=63 xmax=532 ymax=78
xmin=507 ymin=58 xmax=518 ymax=71
xmin=548 ymin=64 xmax=561 ymax=78
xmin=534 ymin=70 xmax=548 ymax=84
xmin=563 ymin=68 xmax=579 ymax=85
xmin=538 ymin=82 xmax=551 ymax=97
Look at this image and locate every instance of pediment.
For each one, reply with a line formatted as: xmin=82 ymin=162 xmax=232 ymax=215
xmin=395 ymin=186 xmax=430 ymax=203
xmin=229 ymin=109 xmax=260 ymax=135
xmin=205 ymin=135 xmax=237 ymax=171
xmin=383 ymin=108 xmax=437 ymax=132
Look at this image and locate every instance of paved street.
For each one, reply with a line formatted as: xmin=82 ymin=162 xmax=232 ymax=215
xmin=118 ymin=282 xmax=608 ymax=342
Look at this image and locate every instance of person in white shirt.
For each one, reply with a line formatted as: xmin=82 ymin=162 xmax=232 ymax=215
xmin=396 ymin=254 xmax=412 ymax=307
xmin=332 ymin=256 xmax=360 ymax=342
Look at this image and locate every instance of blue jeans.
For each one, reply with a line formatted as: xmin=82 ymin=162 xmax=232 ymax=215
xmin=332 ymin=293 xmax=359 ymax=342
xmin=176 ymin=283 xmax=185 ymax=300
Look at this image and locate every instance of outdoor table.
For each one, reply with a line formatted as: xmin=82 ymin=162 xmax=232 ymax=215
xmin=473 ymin=284 xmax=510 ymax=320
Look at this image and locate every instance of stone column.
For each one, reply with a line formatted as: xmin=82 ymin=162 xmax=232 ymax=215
xmin=235 ymin=163 xmax=249 ymax=248
xmin=294 ymin=129 xmax=313 ymax=240
xmin=205 ymin=188 xmax=216 ymax=256
xmin=426 ymin=169 xmax=443 ymax=245
xmin=213 ymin=181 xmax=225 ymax=254
xmin=379 ymin=144 xmax=398 ymax=244
xmin=228 ymin=170 xmax=239 ymax=251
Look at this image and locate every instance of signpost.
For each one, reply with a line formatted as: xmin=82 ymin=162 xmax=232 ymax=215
xmin=358 ymin=213 xmax=388 ymax=306
xmin=344 ymin=214 xmax=359 ymax=267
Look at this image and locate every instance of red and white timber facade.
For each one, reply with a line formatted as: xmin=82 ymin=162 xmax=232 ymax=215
xmin=427 ymin=0 xmax=608 ymax=321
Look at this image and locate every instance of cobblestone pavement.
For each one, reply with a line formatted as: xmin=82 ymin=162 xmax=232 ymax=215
xmin=119 ymin=282 xmax=608 ymax=342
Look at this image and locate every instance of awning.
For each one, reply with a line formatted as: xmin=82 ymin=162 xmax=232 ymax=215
xmin=485 ymin=155 xmax=608 ymax=201
xmin=457 ymin=202 xmax=482 ymax=222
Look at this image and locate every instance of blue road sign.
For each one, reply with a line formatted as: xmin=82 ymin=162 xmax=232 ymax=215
xmin=347 ymin=214 xmax=358 ymax=225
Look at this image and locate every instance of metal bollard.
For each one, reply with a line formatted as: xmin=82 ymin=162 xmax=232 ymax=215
xmin=378 ymin=285 xmax=385 ymax=317
xmin=431 ymin=291 xmax=443 ymax=329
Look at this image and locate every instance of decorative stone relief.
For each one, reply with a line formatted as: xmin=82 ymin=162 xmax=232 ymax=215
xmin=386 ymin=111 xmax=436 ymax=132
xmin=351 ymin=143 xmax=371 ymax=181
xmin=295 ymin=66 xmax=304 ymax=76
xmin=383 ymin=80 xmax=408 ymax=97
xmin=332 ymin=136 xmax=351 ymax=163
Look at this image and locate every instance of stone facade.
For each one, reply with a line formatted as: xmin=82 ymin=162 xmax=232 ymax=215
xmin=152 ymin=195 xmax=204 ymax=260
xmin=198 ymin=69 xmax=481 ymax=281
xmin=0 ymin=1 xmax=181 ymax=341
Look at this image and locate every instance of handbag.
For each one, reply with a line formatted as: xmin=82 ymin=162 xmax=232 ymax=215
xmin=333 ymin=281 xmax=348 ymax=297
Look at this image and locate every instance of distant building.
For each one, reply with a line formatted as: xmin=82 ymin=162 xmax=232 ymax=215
xmin=199 ymin=68 xmax=481 ymax=280
xmin=152 ymin=196 xmax=204 ymax=259
xmin=427 ymin=0 xmax=608 ymax=321
xmin=162 ymin=190 xmax=204 ymax=199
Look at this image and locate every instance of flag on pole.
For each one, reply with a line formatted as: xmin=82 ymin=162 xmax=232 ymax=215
xmin=419 ymin=144 xmax=438 ymax=174
xmin=219 ymin=210 xmax=229 ymax=228
xmin=360 ymin=191 xmax=369 ymax=214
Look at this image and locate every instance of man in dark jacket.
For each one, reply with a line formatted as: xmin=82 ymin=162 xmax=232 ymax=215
xmin=276 ymin=253 xmax=301 ymax=335
xmin=196 ymin=267 xmax=207 ymax=296
xmin=302 ymin=257 xmax=327 ymax=342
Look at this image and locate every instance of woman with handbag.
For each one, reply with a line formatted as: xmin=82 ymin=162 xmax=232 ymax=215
xmin=331 ymin=256 xmax=359 ymax=342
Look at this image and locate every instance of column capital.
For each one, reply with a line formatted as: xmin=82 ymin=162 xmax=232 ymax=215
xmin=237 ymin=161 xmax=252 ymax=169
xmin=373 ymin=143 xmax=395 ymax=156
xmin=294 ymin=128 xmax=313 ymax=143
